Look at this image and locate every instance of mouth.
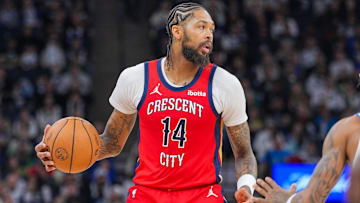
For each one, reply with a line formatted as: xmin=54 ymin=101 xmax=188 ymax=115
xmin=200 ymin=42 xmax=212 ymax=55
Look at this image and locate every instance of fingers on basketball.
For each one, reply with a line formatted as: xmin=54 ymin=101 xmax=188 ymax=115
xmin=36 ymin=125 xmax=56 ymax=171
xmin=45 ymin=165 xmax=56 ymax=172
xmin=235 ymin=188 xmax=250 ymax=203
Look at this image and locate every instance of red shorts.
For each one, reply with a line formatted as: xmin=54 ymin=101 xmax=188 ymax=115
xmin=126 ymin=184 xmax=227 ymax=203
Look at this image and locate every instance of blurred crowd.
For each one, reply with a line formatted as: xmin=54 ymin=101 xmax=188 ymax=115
xmin=0 ymin=0 xmax=102 ymax=202
xmin=1 ymin=0 xmax=360 ymax=202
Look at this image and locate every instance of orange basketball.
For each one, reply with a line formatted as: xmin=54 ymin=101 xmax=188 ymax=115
xmin=44 ymin=117 xmax=100 ymax=173
xmin=234 ymin=188 xmax=250 ymax=203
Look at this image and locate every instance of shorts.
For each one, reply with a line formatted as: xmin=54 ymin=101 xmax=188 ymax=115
xmin=126 ymin=184 xmax=227 ymax=203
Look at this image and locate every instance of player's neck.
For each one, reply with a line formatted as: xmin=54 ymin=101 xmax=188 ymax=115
xmin=165 ymin=49 xmax=200 ymax=86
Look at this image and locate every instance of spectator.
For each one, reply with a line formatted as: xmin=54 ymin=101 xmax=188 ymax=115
xmin=22 ymin=0 xmax=40 ymax=28
xmin=0 ymin=180 xmax=12 ymax=203
xmin=329 ymin=49 xmax=355 ymax=81
xmin=265 ymin=134 xmax=290 ymax=166
xmin=0 ymin=0 xmax=19 ymax=29
xmin=201 ymin=0 xmax=227 ymax=28
xmin=91 ymin=160 xmax=113 ymax=202
xmin=20 ymin=44 xmax=38 ymax=69
xmin=40 ymin=33 xmax=66 ymax=70
xmin=21 ymin=175 xmax=43 ymax=203
xmin=36 ymin=94 xmax=62 ymax=129
xmin=66 ymin=91 xmax=85 ymax=117
xmin=12 ymin=109 xmax=38 ymax=141
xmin=221 ymin=19 xmax=247 ymax=52
xmin=6 ymin=171 xmax=26 ymax=202
xmin=299 ymin=36 xmax=321 ymax=70
xmin=58 ymin=63 xmax=91 ymax=96
xmin=270 ymin=13 xmax=299 ymax=40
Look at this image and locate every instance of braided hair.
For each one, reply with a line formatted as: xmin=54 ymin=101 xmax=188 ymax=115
xmin=165 ymin=2 xmax=205 ymax=68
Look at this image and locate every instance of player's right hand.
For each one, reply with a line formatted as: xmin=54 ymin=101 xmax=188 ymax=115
xmin=253 ymin=177 xmax=296 ymax=203
xmin=35 ymin=124 xmax=56 ymax=172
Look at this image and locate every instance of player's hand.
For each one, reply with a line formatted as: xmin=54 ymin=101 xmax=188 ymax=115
xmin=235 ymin=188 xmax=253 ymax=203
xmin=253 ymin=177 xmax=296 ymax=203
xmin=35 ymin=124 xmax=56 ymax=172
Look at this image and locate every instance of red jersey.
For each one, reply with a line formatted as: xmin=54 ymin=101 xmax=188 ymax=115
xmin=134 ymin=58 xmax=223 ymax=190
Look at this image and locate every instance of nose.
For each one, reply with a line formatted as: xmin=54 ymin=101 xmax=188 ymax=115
xmin=205 ymin=30 xmax=213 ymax=41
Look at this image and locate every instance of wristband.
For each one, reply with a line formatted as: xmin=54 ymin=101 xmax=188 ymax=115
xmin=286 ymin=194 xmax=296 ymax=203
xmin=236 ymin=174 xmax=256 ymax=195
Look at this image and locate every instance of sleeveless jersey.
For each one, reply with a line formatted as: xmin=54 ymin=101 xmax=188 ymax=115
xmin=354 ymin=113 xmax=360 ymax=166
xmin=134 ymin=58 xmax=223 ymax=190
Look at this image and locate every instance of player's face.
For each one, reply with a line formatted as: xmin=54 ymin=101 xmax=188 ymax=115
xmin=181 ymin=9 xmax=215 ymax=66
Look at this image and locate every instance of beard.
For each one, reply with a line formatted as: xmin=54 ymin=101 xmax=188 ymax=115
xmin=182 ymin=33 xmax=212 ymax=67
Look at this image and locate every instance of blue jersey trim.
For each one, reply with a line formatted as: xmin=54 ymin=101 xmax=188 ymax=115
xmin=136 ymin=62 xmax=149 ymax=111
xmin=208 ymin=65 xmax=220 ymax=118
xmin=213 ymin=117 xmax=222 ymax=183
xmin=134 ymin=129 xmax=141 ymax=175
xmin=157 ymin=58 xmax=203 ymax=91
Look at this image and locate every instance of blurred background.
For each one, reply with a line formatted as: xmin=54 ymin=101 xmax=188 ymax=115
xmin=0 ymin=0 xmax=359 ymax=202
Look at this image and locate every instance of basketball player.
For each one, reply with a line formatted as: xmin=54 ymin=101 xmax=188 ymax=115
xmin=252 ymin=113 xmax=360 ymax=203
xmin=348 ymin=152 xmax=360 ymax=203
xmin=35 ymin=2 xmax=257 ymax=202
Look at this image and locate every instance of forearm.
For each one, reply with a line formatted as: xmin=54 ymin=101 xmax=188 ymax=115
xmin=290 ymin=129 xmax=346 ymax=203
xmin=97 ymin=132 xmax=122 ymax=160
xmin=289 ymin=191 xmax=312 ymax=203
xmin=97 ymin=110 xmax=136 ymax=160
xmin=227 ymin=122 xmax=257 ymax=193
xmin=234 ymin=151 xmax=257 ymax=179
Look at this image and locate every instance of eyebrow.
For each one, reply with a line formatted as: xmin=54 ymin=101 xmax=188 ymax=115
xmin=197 ymin=20 xmax=215 ymax=27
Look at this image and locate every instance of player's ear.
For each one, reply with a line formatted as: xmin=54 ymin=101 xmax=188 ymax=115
xmin=171 ymin=25 xmax=183 ymax=41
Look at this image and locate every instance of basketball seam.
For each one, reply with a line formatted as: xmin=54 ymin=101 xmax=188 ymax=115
xmin=51 ymin=119 xmax=69 ymax=168
xmin=80 ymin=120 xmax=93 ymax=169
xmin=69 ymin=118 xmax=76 ymax=173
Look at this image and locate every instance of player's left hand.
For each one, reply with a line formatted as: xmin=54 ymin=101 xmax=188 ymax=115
xmin=234 ymin=188 xmax=253 ymax=203
xmin=252 ymin=177 xmax=296 ymax=203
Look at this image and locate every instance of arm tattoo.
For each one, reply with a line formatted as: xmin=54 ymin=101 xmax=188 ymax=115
xmin=226 ymin=122 xmax=257 ymax=179
xmin=98 ymin=110 xmax=136 ymax=160
xmin=292 ymin=125 xmax=346 ymax=203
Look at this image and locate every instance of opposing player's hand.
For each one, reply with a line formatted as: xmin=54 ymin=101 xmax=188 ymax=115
xmin=253 ymin=177 xmax=296 ymax=203
xmin=35 ymin=124 xmax=56 ymax=172
xmin=235 ymin=188 xmax=253 ymax=203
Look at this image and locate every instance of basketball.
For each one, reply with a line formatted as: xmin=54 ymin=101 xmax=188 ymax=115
xmin=44 ymin=117 xmax=100 ymax=173
xmin=234 ymin=188 xmax=250 ymax=203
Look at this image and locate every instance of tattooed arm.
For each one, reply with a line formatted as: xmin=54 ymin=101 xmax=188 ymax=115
xmin=97 ymin=109 xmax=137 ymax=160
xmin=291 ymin=119 xmax=347 ymax=203
xmin=253 ymin=118 xmax=349 ymax=203
xmin=227 ymin=121 xmax=257 ymax=193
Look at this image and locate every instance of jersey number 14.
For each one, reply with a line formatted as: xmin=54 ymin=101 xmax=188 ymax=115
xmin=161 ymin=117 xmax=187 ymax=148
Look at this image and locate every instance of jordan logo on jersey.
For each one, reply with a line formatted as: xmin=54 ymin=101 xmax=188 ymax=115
xmin=150 ymin=83 xmax=162 ymax=96
xmin=206 ymin=186 xmax=218 ymax=198
xmin=132 ymin=189 xmax=137 ymax=198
